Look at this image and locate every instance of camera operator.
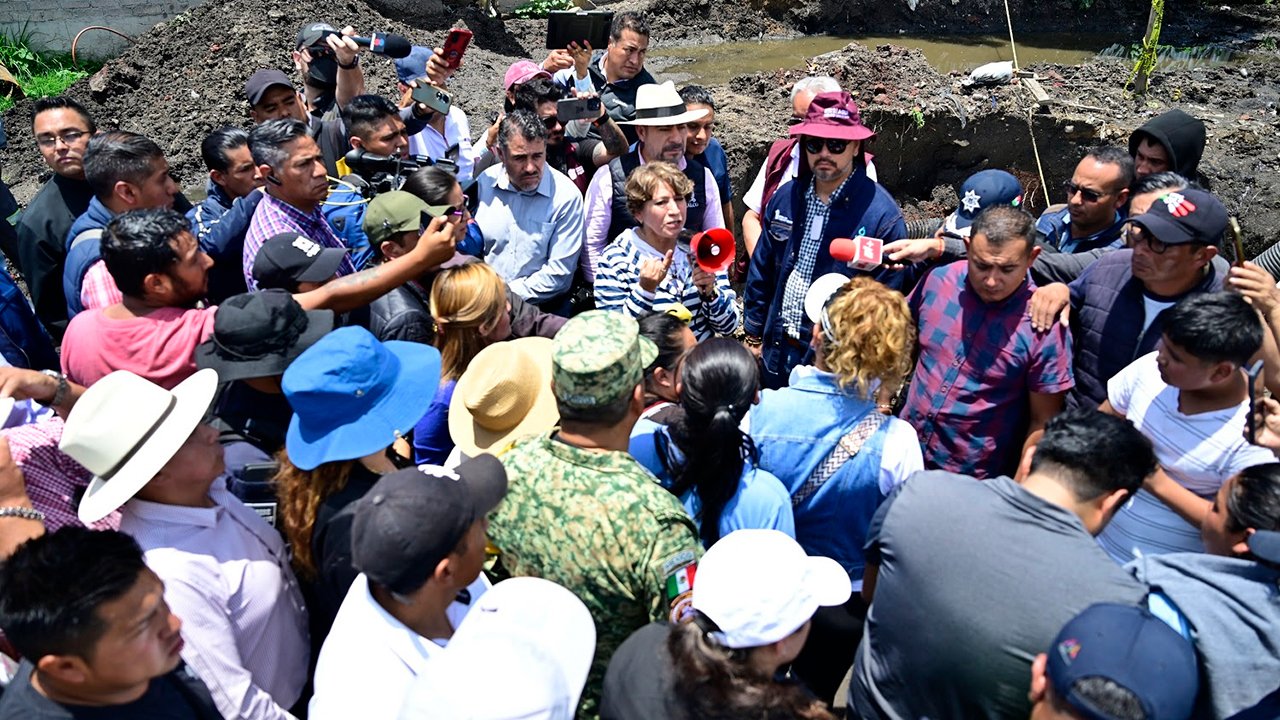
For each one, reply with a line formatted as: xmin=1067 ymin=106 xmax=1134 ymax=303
xmin=292 ymin=22 xmax=366 ymax=118
xmin=518 ymin=78 xmax=626 ymax=195
xmin=322 ymin=95 xmax=411 ymax=270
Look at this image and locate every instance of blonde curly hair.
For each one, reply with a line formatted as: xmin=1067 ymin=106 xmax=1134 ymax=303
xmin=818 ymin=276 xmax=914 ymax=398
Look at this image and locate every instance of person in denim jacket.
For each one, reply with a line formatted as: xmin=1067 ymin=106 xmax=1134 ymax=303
xmin=748 ymin=275 xmax=922 ymax=705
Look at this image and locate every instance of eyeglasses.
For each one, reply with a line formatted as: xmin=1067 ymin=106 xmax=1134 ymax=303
xmin=1125 ymin=223 xmax=1169 ymax=254
xmin=787 ymin=116 xmax=805 ymax=126
xmin=35 ymin=130 xmax=88 ymax=149
xmin=1063 ymin=180 xmax=1111 ymax=204
xmin=541 ymin=115 xmax=562 ymax=130
xmin=802 ymin=138 xmax=849 ymax=155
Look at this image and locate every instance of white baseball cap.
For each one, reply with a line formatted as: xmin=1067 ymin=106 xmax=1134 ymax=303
xmin=398 ymin=577 xmax=596 ymax=720
xmin=804 ymin=273 xmax=851 ymax=325
xmin=693 ymin=529 xmax=850 ymax=649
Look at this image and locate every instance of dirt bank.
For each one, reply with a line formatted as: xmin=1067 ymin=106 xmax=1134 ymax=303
xmin=2 ymin=0 xmax=1279 ymax=252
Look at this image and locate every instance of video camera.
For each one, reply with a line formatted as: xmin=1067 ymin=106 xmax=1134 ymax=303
xmin=343 ymin=149 xmax=459 ymax=197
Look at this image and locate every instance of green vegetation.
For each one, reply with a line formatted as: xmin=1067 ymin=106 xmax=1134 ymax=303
xmin=509 ymin=0 xmax=577 ymax=18
xmin=0 ymin=26 xmax=100 ymax=113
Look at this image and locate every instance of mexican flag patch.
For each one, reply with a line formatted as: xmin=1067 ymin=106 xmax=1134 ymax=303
xmin=665 ymin=563 xmax=697 ymax=601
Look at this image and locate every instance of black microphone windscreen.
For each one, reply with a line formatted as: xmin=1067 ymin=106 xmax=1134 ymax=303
xmin=377 ymin=33 xmax=413 ymax=58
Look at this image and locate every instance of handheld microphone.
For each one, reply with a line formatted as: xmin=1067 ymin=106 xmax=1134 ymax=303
xmin=830 ymin=236 xmax=884 ymax=271
xmin=350 ymin=33 xmax=413 ymax=58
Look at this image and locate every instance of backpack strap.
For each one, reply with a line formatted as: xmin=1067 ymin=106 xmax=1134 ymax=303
xmin=792 ymin=411 xmax=889 ymax=508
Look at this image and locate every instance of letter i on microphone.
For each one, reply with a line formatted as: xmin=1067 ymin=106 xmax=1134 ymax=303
xmin=830 ymin=231 xmax=883 ymax=272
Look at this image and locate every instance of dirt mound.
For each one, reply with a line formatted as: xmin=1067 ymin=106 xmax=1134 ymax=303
xmin=713 ymin=41 xmax=1280 ymax=253
xmin=3 ymin=0 xmax=1279 ymax=252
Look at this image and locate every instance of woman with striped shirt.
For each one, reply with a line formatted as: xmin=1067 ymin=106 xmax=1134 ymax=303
xmin=594 ymin=162 xmax=739 ymax=340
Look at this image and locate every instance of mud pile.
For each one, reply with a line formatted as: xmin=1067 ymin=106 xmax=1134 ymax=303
xmin=2 ymin=0 xmax=1279 ymax=250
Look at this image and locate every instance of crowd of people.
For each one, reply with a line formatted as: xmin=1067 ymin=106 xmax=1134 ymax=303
xmin=0 ymin=9 xmax=1277 ymax=720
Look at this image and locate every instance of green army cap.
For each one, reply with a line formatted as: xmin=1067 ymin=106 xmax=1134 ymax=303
xmin=552 ymin=311 xmax=657 ymax=409
xmin=363 ymin=191 xmax=428 ymax=246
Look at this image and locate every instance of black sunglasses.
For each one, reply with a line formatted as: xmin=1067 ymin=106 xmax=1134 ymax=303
xmin=803 ymin=137 xmax=850 ymax=155
xmin=541 ymin=115 xmax=562 ymax=130
xmin=420 ymin=206 xmax=466 ymax=227
xmin=1063 ymin=180 xmax=1109 ymax=204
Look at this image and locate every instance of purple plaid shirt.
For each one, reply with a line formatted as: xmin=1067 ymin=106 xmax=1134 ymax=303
xmin=901 ymin=261 xmax=1074 ymax=478
xmin=242 ymin=192 xmax=356 ymax=291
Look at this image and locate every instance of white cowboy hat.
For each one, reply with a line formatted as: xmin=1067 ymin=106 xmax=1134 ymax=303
xmin=61 ymin=369 xmax=220 ymax=524
xmin=619 ymin=81 xmax=710 ymax=127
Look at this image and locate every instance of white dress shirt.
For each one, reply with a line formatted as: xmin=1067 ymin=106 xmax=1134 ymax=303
xmin=309 ymin=573 xmax=490 ymax=720
xmin=407 ymin=106 xmax=479 ymax=187
xmin=120 ymin=478 xmax=309 ymax=720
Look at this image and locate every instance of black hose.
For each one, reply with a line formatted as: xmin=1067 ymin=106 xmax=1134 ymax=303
xmin=905 ymin=217 xmax=943 ymax=239
xmin=1250 ymin=241 xmax=1280 ymax=282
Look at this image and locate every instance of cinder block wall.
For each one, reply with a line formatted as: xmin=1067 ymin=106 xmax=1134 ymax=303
xmin=0 ymin=0 xmax=202 ymax=59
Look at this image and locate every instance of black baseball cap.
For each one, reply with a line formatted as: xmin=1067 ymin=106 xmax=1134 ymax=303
xmin=351 ymin=455 xmax=508 ymax=595
xmin=194 ymin=290 xmax=334 ymax=382
xmin=244 ymin=69 xmax=295 ymax=107
xmin=1129 ymin=188 xmax=1228 ymax=247
xmin=252 ymin=232 xmax=348 ymax=292
xmin=296 ymin=21 xmax=337 ymax=50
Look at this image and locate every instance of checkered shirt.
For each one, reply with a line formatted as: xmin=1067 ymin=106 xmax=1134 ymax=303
xmin=80 ymin=259 xmax=123 ymax=311
xmin=2 ymin=416 xmax=118 ymax=532
xmin=242 ymin=192 xmax=357 ymax=291
xmin=901 ymin=261 xmax=1075 ymax=478
xmin=779 ymin=175 xmax=852 ymax=339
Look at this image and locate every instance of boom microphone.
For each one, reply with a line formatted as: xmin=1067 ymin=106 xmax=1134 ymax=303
xmin=351 ymin=33 xmax=413 ymax=58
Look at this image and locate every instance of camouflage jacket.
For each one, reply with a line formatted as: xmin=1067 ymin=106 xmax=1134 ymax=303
xmin=489 ymin=431 xmax=701 ymax=719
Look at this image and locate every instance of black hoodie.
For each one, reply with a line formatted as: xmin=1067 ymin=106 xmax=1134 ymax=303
xmin=1129 ymin=108 xmax=1207 ymax=180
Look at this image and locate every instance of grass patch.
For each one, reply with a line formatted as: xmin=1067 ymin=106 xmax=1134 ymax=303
xmin=0 ymin=25 xmax=101 ymax=114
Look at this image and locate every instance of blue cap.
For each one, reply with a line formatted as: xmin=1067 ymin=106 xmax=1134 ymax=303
xmin=395 ymin=46 xmax=433 ymax=84
xmin=944 ymin=169 xmax=1024 ymax=236
xmin=1047 ymin=603 xmax=1198 ymax=720
xmin=282 ymin=326 xmax=441 ymax=471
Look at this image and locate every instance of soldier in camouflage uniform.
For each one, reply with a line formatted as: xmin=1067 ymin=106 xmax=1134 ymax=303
xmin=488 ymin=310 xmax=702 ymax=719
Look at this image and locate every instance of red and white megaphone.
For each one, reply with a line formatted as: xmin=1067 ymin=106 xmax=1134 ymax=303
xmin=830 ymin=235 xmax=884 ymax=271
xmin=689 ymin=227 xmax=736 ymax=274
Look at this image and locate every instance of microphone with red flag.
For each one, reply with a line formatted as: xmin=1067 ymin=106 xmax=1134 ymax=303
xmin=830 ymin=235 xmax=883 ymax=272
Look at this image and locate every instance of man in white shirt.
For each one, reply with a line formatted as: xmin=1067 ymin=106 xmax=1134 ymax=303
xmin=1099 ymin=291 xmax=1275 ymax=562
xmin=308 ymin=456 xmax=508 ymax=719
xmin=58 ymin=369 xmax=309 ymax=720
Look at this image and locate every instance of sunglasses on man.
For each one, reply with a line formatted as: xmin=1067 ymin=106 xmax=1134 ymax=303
xmin=802 ymin=138 xmax=850 ymax=155
xmin=1063 ymin=180 xmax=1112 ymax=204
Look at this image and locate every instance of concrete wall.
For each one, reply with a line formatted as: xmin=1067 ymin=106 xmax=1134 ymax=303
xmin=0 ymin=0 xmax=203 ymax=59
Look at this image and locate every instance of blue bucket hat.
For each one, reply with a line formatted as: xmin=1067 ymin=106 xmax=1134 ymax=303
xmin=283 ymin=326 xmax=441 ymax=470
xmin=395 ymin=46 xmax=434 ymax=85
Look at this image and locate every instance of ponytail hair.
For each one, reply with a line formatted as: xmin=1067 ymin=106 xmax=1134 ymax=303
xmin=663 ymin=338 xmax=759 ymax=546
xmin=666 ymin=618 xmax=837 ymax=720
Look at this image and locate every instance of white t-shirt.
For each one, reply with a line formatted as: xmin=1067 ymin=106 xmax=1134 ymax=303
xmin=309 ymin=573 xmax=490 ymax=719
xmin=1098 ymin=352 xmax=1275 ymax=562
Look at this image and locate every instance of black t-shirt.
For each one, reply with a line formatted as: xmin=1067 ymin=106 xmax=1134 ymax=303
xmin=600 ymin=622 xmax=688 ymax=720
xmin=0 ymin=660 xmax=221 ymax=720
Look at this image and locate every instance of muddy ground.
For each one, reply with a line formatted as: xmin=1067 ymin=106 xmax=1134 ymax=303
xmin=3 ymin=0 xmax=1280 ymax=253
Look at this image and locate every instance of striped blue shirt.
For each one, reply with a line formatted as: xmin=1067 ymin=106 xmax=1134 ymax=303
xmin=594 ymin=228 xmax=739 ymax=340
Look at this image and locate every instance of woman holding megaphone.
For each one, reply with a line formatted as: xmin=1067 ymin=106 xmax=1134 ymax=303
xmin=594 ymin=162 xmax=739 ymax=340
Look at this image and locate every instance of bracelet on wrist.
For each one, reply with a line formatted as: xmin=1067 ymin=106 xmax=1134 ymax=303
xmin=743 ymin=335 xmax=763 ymax=347
xmin=0 ymin=506 xmax=44 ymax=522
xmin=338 ymin=57 xmax=360 ymax=70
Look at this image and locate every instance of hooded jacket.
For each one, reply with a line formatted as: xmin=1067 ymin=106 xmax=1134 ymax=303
xmin=1129 ymin=109 xmax=1206 ymax=180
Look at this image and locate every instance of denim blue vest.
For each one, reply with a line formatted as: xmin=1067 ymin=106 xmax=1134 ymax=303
xmin=749 ymin=367 xmax=890 ymax=582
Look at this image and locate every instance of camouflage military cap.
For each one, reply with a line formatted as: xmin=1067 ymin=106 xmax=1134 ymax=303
xmin=363 ymin=191 xmax=427 ymax=246
xmin=552 ymin=311 xmax=658 ymax=409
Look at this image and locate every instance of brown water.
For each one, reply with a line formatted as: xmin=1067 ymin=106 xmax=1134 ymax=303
xmin=650 ymin=33 xmax=1132 ymax=85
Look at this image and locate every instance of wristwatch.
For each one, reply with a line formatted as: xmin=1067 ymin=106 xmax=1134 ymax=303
xmin=337 ymin=56 xmax=360 ymax=70
xmin=39 ymin=369 xmax=69 ymax=407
